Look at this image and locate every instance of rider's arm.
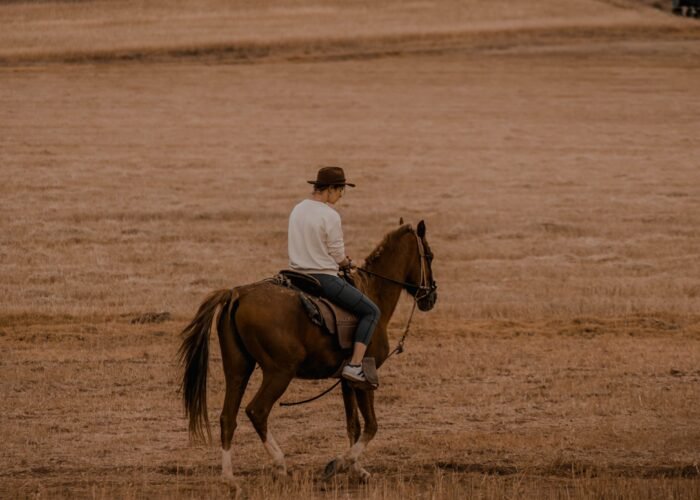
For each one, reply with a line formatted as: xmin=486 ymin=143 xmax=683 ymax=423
xmin=325 ymin=211 xmax=346 ymax=266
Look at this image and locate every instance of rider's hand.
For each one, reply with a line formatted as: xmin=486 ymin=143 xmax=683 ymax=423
xmin=339 ymin=257 xmax=354 ymax=271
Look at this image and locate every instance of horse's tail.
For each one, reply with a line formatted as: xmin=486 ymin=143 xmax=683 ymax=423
xmin=178 ymin=288 xmax=238 ymax=443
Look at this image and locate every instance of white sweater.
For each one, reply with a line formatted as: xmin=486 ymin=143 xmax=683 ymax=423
xmin=288 ymin=199 xmax=346 ymax=275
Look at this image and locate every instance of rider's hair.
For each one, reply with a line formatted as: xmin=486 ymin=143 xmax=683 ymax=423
xmin=313 ymin=184 xmax=342 ymax=193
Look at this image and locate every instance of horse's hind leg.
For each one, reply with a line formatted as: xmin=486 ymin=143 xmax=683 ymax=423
xmin=245 ymin=369 xmax=294 ymax=479
xmin=217 ymin=313 xmax=255 ymax=486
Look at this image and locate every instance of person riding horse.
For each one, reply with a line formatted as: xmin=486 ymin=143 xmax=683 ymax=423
xmin=180 ymin=181 xmax=437 ymax=481
xmin=287 ymin=166 xmax=380 ymax=385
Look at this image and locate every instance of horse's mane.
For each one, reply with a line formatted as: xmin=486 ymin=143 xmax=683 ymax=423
xmin=364 ymin=224 xmax=414 ymax=267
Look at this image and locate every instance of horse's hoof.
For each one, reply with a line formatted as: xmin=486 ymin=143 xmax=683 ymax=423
xmin=221 ymin=475 xmax=242 ymax=496
xmin=351 ymin=465 xmax=371 ymax=483
xmin=323 ymin=457 xmax=348 ymax=480
xmin=323 ymin=459 xmax=338 ymax=480
xmin=272 ymin=464 xmax=289 ymax=481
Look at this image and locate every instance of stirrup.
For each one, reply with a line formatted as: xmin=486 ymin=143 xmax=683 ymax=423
xmin=342 ymin=357 xmax=379 ymax=390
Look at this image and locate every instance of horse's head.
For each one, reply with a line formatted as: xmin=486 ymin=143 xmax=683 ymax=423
xmin=405 ymin=220 xmax=437 ymax=311
xmin=362 ymin=219 xmax=437 ymax=311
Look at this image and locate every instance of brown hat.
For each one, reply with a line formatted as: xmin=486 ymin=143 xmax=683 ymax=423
xmin=307 ymin=166 xmax=356 ymax=187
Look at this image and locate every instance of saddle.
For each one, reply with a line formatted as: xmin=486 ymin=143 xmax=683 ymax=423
xmin=274 ymin=270 xmax=358 ymax=350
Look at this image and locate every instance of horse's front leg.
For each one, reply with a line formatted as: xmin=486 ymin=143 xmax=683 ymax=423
xmin=341 ymin=380 xmax=361 ymax=445
xmin=324 ymin=387 xmax=376 ymax=481
xmin=324 ymin=380 xmax=359 ymax=479
xmin=344 ymin=383 xmax=372 ymax=482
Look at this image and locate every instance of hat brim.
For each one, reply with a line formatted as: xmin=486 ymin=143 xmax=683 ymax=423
xmin=307 ymin=180 xmax=356 ymax=187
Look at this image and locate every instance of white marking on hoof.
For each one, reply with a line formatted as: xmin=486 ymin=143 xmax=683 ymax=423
xmin=343 ymin=440 xmax=366 ymax=463
xmin=222 ymin=448 xmax=234 ymax=480
xmin=263 ymin=431 xmax=287 ymax=476
xmin=221 ymin=448 xmax=242 ymax=495
xmin=272 ymin=463 xmax=288 ymax=481
xmin=350 ymin=463 xmax=371 ymax=483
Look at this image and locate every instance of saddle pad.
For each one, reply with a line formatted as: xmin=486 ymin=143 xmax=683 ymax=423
xmin=311 ymin=297 xmax=358 ymax=350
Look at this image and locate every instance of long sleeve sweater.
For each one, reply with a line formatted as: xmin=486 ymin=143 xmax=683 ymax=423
xmin=288 ymin=199 xmax=345 ymax=275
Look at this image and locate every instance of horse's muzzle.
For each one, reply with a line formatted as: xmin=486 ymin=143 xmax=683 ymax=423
xmin=417 ymin=287 xmax=437 ymax=311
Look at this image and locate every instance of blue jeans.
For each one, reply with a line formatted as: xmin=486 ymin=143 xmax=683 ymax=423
xmin=311 ymin=274 xmax=380 ymax=345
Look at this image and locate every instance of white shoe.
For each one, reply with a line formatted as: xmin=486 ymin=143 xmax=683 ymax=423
xmin=342 ymin=364 xmax=366 ymax=384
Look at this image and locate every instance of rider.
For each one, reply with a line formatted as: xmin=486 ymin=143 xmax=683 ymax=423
xmin=288 ymin=166 xmax=380 ymax=385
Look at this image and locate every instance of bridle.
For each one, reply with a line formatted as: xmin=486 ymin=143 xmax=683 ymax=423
xmin=356 ymin=230 xmax=437 ymax=302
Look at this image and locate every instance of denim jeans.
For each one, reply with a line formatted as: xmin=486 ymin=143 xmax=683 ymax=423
xmin=311 ymin=274 xmax=380 ymax=345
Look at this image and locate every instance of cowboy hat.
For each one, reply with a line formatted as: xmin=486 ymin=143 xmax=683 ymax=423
xmin=307 ymin=166 xmax=356 ymax=187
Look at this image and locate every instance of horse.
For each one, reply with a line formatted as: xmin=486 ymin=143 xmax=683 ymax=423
xmin=178 ymin=220 xmax=437 ymax=485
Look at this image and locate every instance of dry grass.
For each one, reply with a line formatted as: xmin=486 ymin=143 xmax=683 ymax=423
xmin=3 ymin=44 xmax=700 ymax=321
xmin=0 ymin=0 xmax=694 ymax=64
xmin=1 ymin=0 xmax=700 ymax=498
xmin=2 ymin=319 xmax=699 ymax=498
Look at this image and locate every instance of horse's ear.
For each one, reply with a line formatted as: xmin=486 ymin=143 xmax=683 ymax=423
xmin=399 ymin=217 xmax=404 ymax=226
xmin=417 ymin=220 xmax=426 ymax=238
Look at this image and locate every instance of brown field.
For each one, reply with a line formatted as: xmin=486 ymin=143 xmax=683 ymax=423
xmin=1 ymin=1 xmax=700 ymax=498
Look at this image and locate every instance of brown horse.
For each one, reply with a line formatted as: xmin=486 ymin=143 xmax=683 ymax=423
xmin=178 ymin=220 xmax=437 ymax=485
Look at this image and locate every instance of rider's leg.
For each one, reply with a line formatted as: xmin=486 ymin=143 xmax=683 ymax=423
xmin=350 ymin=342 xmax=367 ymax=365
xmin=312 ymin=274 xmax=381 ymax=361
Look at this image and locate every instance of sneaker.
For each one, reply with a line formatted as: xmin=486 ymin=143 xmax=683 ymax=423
xmin=341 ymin=364 xmax=367 ymax=384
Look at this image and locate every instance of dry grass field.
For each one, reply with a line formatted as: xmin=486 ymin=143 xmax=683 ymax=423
xmin=1 ymin=1 xmax=700 ymax=498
